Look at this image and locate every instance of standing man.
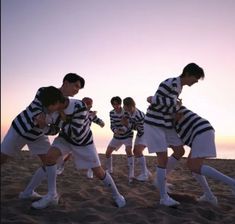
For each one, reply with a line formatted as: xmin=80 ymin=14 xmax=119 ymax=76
xmin=19 ymin=73 xmax=85 ymax=199
xmin=144 ymin=63 xmax=205 ymax=206
xmin=105 ymin=96 xmax=134 ymax=183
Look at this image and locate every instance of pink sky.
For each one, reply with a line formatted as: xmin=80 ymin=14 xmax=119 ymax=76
xmin=1 ymin=0 xmax=235 ymax=158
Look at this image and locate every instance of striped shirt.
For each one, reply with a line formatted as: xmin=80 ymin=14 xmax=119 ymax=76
xmin=110 ymin=108 xmax=133 ymax=139
xmin=145 ymin=77 xmax=182 ymax=128
xmin=126 ymin=108 xmax=145 ymax=137
xmin=12 ymin=87 xmax=54 ymax=141
xmin=175 ymin=106 xmax=214 ymax=147
xmin=87 ymin=111 xmax=104 ymax=127
xmin=56 ymin=99 xmax=94 ymax=146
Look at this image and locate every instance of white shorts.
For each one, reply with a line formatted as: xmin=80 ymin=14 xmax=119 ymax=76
xmin=134 ymin=135 xmax=146 ymax=146
xmin=144 ymin=123 xmax=183 ymax=153
xmin=108 ymin=137 xmax=133 ymax=151
xmin=52 ymin=137 xmax=101 ymax=169
xmin=1 ymin=126 xmax=50 ymax=157
xmin=191 ymin=130 xmax=217 ymax=158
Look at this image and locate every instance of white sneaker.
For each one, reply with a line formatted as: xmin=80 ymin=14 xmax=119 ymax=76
xmin=31 ymin=194 xmax=59 ymax=209
xmin=197 ymin=194 xmax=218 ymax=206
xmin=56 ymin=164 xmax=65 ymax=175
xmin=160 ymin=195 xmax=180 ymax=207
xmin=136 ymin=170 xmax=152 ymax=182
xmin=113 ymin=194 xmax=126 ymax=208
xmin=87 ymin=169 xmax=93 ymax=179
xmin=19 ymin=191 xmax=42 ymax=200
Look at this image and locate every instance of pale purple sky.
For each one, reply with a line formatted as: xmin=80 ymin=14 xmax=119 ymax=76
xmin=1 ymin=0 xmax=235 ymax=157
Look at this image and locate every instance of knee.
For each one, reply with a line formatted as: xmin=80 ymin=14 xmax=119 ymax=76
xmin=46 ymin=154 xmax=57 ymax=165
xmin=173 ymin=146 xmax=185 ymax=159
xmin=45 ymin=150 xmax=60 ymax=165
xmin=93 ymin=167 xmax=105 ymax=179
xmin=133 ymin=146 xmax=143 ymax=157
xmin=105 ymin=151 xmax=111 ymax=158
xmin=105 ymin=147 xmax=113 ymax=158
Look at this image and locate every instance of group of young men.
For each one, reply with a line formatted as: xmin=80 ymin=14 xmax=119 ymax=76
xmin=1 ymin=63 xmax=235 ymax=210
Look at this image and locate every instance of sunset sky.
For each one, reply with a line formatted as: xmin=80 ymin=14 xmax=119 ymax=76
xmin=1 ymin=0 xmax=235 ymax=158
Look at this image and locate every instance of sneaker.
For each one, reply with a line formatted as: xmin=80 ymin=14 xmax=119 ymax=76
xmin=197 ymin=194 xmax=218 ymax=206
xmin=87 ymin=169 xmax=93 ymax=179
xmin=19 ymin=191 xmax=43 ymax=200
xmin=113 ymin=194 xmax=126 ymax=208
xmin=56 ymin=164 xmax=65 ymax=175
xmin=136 ymin=170 xmax=152 ymax=182
xmin=31 ymin=194 xmax=59 ymax=209
xmin=160 ymin=195 xmax=180 ymax=207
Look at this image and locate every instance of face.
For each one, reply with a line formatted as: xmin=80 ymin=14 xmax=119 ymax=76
xmin=64 ymin=80 xmax=81 ymax=97
xmin=86 ymin=103 xmax=92 ymax=110
xmin=47 ymin=102 xmax=64 ymax=113
xmin=185 ymin=76 xmax=199 ymax=86
xmin=124 ymin=105 xmax=135 ymax=114
xmin=112 ymin=102 xmax=121 ymax=111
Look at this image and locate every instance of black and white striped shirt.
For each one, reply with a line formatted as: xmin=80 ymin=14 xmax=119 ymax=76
xmin=175 ymin=106 xmax=214 ymax=147
xmin=56 ymin=99 xmax=93 ymax=146
xmin=110 ymin=108 xmax=133 ymax=139
xmin=126 ymin=108 xmax=145 ymax=137
xmin=12 ymin=87 xmax=53 ymax=141
xmin=88 ymin=111 xmax=104 ymax=127
xmin=145 ymin=77 xmax=181 ymax=128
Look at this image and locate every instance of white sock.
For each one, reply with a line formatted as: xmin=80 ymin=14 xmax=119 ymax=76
xmin=102 ymin=171 xmax=120 ymax=197
xmin=127 ymin=156 xmax=134 ymax=177
xmin=192 ymin=172 xmax=214 ymax=197
xmin=46 ymin=165 xmax=57 ymax=197
xmin=106 ymin=156 xmax=113 ymax=173
xmin=22 ymin=167 xmax=47 ymax=194
xmin=156 ymin=167 xmax=167 ymax=199
xmin=138 ymin=156 xmax=148 ymax=174
xmin=166 ymin=155 xmax=179 ymax=175
xmin=201 ymin=165 xmax=235 ymax=186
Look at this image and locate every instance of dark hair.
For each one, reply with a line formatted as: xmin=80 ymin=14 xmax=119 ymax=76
xmin=39 ymin=86 xmax=65 ymax=107
xmin=82 ymin=97 xmax=93 ymax=106
xmin=111 ymin=96 xmax=122 ymax=105
xmin=123 ymin=97 xmax=135 ymax=107
xmin=181 ymin=63 xmax=205 ymax=79
xmin=63 ymin=73 xmax=85 ymax=88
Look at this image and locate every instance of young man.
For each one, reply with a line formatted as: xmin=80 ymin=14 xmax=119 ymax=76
xmin=56 ymin=97 xmax=105 ymax=178
xmin=105 ymin=96 xmax=134 ymax=183
xmin=59 ymin=73 xmax=85 ymax=97
xmin=174 ymin=106 xmax=235 ymax=205
xmin=83 ymin=97 xmax=105 ymax=179
xmin=122 ymin=97 xmax=151 ymax=182
xmin=144 ymin=63 xmax=205 ymax=206
xmin=1 ymin=87 xmax=65 ymax=199
xmin=19 ymin=73 xmax=85 ymax=199
xmin=31 ymin=97 xmax=126 ymax=209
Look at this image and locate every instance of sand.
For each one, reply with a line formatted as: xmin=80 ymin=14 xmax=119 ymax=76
xmin=1 ymin=151 xmax=235 ymax=224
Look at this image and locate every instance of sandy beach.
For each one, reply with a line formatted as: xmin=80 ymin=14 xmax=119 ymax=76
xmin=1 ymin=151 xmax=235 ymax=224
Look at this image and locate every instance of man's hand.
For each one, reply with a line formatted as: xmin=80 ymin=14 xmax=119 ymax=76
xmin=121 ymin=117 xmax=129 ymax=127
xmin=147 ymin=96 xmax=153 ymax=104
xmin=34 ymin=113 xmax=47 ymax=128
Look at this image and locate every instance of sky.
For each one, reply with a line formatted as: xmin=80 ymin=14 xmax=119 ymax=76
xmin=1 ymin=0 xmax=235 ymax=158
